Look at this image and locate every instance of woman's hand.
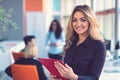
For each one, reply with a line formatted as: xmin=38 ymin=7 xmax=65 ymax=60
xmin=50 ymin=42 xmax=61 ymax=47
xmin=54 ymin=61 xmax=78 ymax=80
xmin=49 ymin=43 xmax=56 ymax=46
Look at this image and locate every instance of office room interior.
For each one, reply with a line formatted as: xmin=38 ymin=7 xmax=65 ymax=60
xmin=0 ymin=0 xmax=120 ymax=80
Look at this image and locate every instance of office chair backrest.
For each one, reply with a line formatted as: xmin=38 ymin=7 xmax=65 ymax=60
xmin=11 ymin=64 xmax=39 ymax=80
xmin=12 ymin=52 xmax=24 ymax=61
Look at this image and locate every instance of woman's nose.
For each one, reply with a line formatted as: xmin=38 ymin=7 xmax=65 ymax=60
xmin=77 ymin=20 xmax=82 ymax=26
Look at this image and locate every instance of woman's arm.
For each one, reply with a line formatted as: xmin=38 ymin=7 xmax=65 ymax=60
xmin=78 ymin=43 xmax=106 ymax=80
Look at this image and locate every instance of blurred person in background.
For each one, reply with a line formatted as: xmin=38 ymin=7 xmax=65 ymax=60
xmin=5 ymin=43 xmax=48 ymax=80
xmin=45 ymin=19 xmax=65 ymax=60
xmin=21 ymin=35 xmax=36 ymax=52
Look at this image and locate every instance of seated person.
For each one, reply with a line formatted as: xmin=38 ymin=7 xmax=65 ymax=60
xmin=5 ymin=44 xmax=48 ymax=80
xmin=21 ymin=35 xmax=36 ymax=52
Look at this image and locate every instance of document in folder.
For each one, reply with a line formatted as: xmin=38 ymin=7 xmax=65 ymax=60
xmin=38 ymin=58 xmax=68 ymax=80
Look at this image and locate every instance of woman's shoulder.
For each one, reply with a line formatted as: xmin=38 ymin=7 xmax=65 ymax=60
xmin=85 ymin=36 xmax=105 ymax=48
xmin=91 ymin=39 xmax=106 ymax=50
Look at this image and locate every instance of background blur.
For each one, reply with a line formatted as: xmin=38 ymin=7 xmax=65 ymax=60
xmin=0 ymin=0 xmax=120 ymax=80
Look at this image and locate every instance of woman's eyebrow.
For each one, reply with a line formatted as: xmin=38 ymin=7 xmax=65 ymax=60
xmin=73 ymin=17 xmax=86 ymax=19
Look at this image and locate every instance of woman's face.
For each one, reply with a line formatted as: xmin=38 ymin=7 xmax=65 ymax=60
xmin=72 ymin=11 xmax=89 ymax=35
xmin=52 ymin=21 xmax=57 ymax=31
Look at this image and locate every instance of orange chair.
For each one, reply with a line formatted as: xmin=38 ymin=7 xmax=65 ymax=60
xmin=12 ymin=52 xmax=24 ymax=61
xmin=11 ymin=64 xmax=39 ymax=80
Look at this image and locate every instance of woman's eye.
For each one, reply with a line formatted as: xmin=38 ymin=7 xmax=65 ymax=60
xmin=80 ymin=18 xmax=87 ymax=22
xmin=73 ymin=18 xmax=87 ymax=22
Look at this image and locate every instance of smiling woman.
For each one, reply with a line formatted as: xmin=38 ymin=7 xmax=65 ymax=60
xmin=53 ymin=5 xmax=106 ymax=80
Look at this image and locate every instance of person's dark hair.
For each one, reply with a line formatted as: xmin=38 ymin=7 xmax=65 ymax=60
xmin=23 ymin=35 xmax=35 ymax=46
xmin=49 ymin=19 xmax=62 ymax=39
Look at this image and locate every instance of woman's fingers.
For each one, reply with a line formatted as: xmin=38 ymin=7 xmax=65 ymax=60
xmin=54 ymin=61 xmax=66 ymax=71
xmin=54 ymin=61 xmax=76 ymax=79
xmin=65 ymin=63 xmax=72 ymax=70
xmin=54 ymin=61 xmax=70 ymax=78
